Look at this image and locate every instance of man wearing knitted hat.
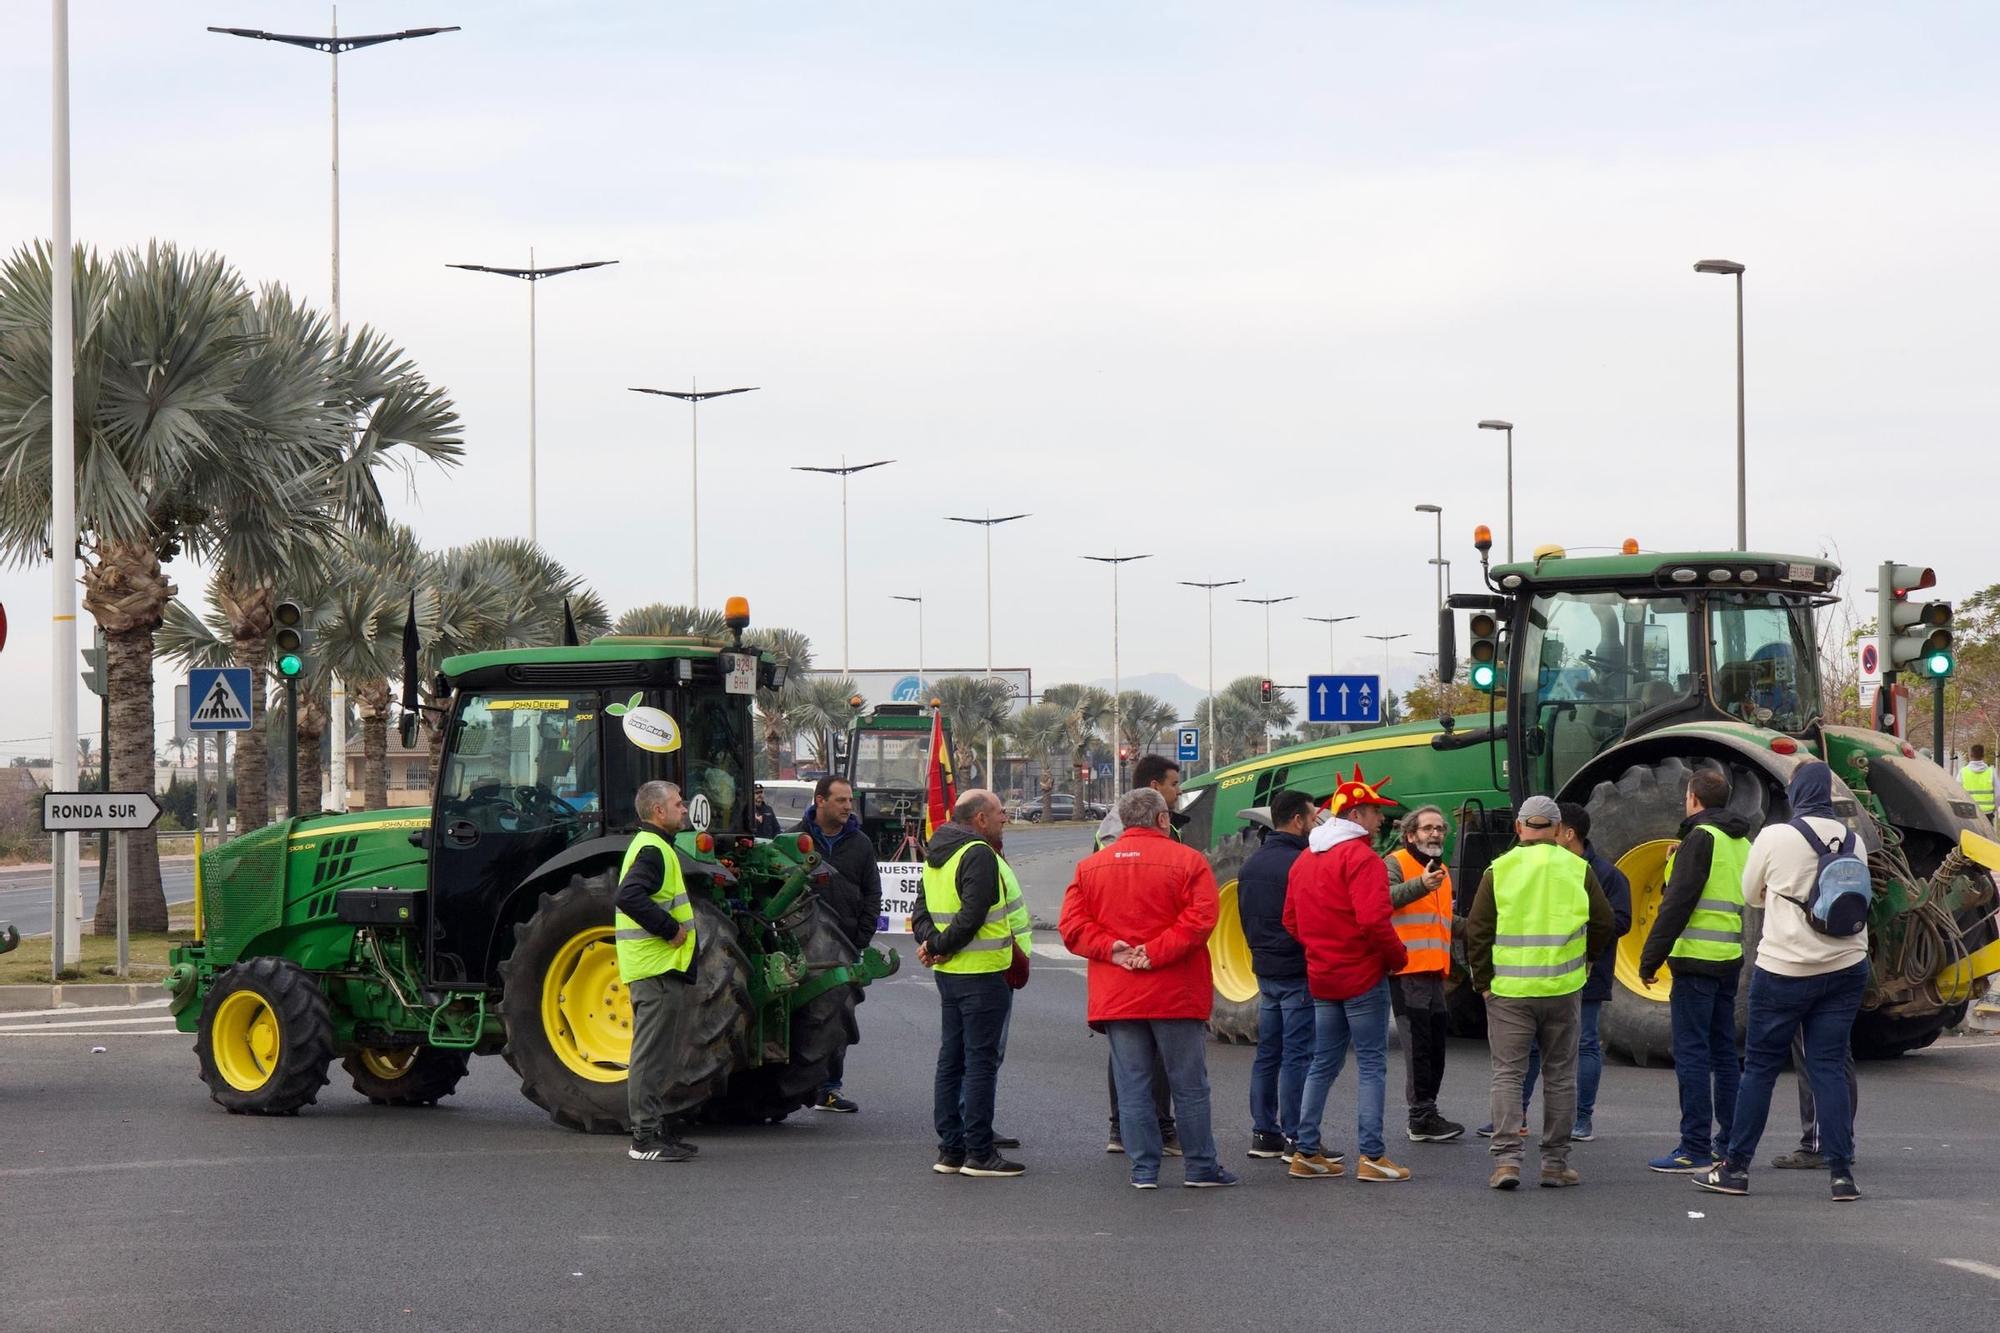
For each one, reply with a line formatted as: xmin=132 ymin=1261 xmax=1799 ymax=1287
xmin=1282 ymin=767 xmax=1413 ymax=1184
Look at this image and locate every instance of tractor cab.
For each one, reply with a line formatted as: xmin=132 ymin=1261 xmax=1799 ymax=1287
xmin=841 ymin=702 xmax=948 ymax=858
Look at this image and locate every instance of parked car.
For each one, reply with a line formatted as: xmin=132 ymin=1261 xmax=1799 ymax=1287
xmin=757 ymin=779 xmax=818 ymax=832
xmin=1016 ymin=794 xmax=1107 ymax=823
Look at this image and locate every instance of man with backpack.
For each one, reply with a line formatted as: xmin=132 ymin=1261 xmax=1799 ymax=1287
xmin=1697 ymin=762 xmax=1871 ymax=1204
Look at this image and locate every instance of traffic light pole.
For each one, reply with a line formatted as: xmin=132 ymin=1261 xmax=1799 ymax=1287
xmin=1934 ymin=676 xmax=1946 ymax=764
xmin=286 ymin=677 xmax=300 ymax=818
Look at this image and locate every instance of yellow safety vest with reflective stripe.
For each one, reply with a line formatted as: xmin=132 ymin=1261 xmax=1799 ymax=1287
xmin=1666 ymin=825 xmax=1750 ymax=965
xmin=1489 ymin=842 xmax=1590 ymax=998
xmin=922 ymin=840 xmax=1030 ymax=975
xmin=613 ymin=830 xmax=696 ymax=982
xmin=1962 ymin=765 xmax=1995 ymax=815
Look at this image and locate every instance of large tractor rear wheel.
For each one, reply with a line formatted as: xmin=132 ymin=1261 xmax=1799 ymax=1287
xmin=342 ymin=1046 xmax=472 ymax=1107
xmin=1586 ymin=755 xmax=1771 ymax=1067
xmin=195 ymin=956 xmax=336 ymax=1115
xmin=702 ymin=896 xmax=861 ymax=1125
xmin=499 ymin=871 xmax=752 ymax=1134
xmin=1204 ymin=832 xmax=1263 ymax=1044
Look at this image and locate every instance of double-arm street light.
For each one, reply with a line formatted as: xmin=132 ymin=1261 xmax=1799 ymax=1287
xmin=793 ymin=459 xmax=896 ymax=673
xmin=946 ymin=512 xmax=1030 ymax=785
xmin=1180 ymin=579 xmax=1244 ymax=774
xmin=448 ymin=254 xmax=619 ymax=545
xmin=1364 ymin=632 xmax=1409 ymax=681
xmin=1694 ymin=258 xmax=1748 ymax=551
xmin=1476 ymin=420 xmax=1514 ymax=560
xmin=1238 ymin=595 xmax=1295 ymax=753
xmin=1083 ymin=553 xmax=1152 ymax=797
xmin=1306 ymin=614 xmax=1357 ymax=672
xmin=629 ymin=382 xmax=759 ymax=606
xmin=891 ymin=595 xmax=925 ymax=699
xmin=1415 ymin=503 xmax=1444 ymax=610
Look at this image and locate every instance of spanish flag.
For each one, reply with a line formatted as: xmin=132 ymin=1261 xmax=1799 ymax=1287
xmin=924 ymin=707 xmax=957 ymax=843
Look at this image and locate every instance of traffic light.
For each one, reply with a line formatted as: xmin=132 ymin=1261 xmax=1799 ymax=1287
xmin=1877 ymin=563 xmax=1952 ymax=679
xmin=1468 ymin=611 xmax=1501 ymax=692
xmin=1259 ymin=679 xmax=1274 ymax=703
xmin=273 ymin=599 xmax=311 ymax=679
xmin=81 ymin=626 xmax=107 ymax=697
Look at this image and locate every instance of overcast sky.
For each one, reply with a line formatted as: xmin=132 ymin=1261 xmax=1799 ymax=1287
xmin=2 ymin=1 xmax=1996 ymax=758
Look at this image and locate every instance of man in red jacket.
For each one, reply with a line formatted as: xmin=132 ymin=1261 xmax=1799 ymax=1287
xmin=1283 ymin=767 xmax=1413 ymax=1184
xmin=1060 ymin=787 xmax=1234 ymax=1190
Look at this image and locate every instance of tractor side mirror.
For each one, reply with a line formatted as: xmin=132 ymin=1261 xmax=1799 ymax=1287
xmin=1437 ymin=606 xmax=1457 ymax=685
xmin=398 ymin=712 xmax=420 ymax=749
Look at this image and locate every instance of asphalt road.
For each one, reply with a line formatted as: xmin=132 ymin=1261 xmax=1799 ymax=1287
xmin=7 ymin=950 xmax=2000 ymax=1332
xmin=0 ymin=861 xmax=196 ymax=937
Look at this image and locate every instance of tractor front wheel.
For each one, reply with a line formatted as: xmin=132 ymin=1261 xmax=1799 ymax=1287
xmin=343 ymin=1045 xmax=472 ymax=1107
xmin=194 ymin=957 xmax=335 ymax=1115
xmin=1204 ymin=833 xmax=1262 ymax=1044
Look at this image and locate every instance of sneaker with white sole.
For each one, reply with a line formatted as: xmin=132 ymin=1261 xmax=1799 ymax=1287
xmin=959 ymin=1154 xmax=1026 ymax=1178
xmin=1185 ymin=1169 xmax=1241 ymax=1188
xmin=1357 ymin=1154 xmax=1412 ymax=1182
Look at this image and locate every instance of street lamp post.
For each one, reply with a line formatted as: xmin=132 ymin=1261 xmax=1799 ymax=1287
xmin=1429 ymin=557 xmax=1453 ymax=599
xmin=1364 ymin=633 xmax=1409 ymax=723
xmin=1083 ymin=553 xmax=1152 ymax=797
xmin=792 ymin=459 xmax=896 ymax=674
xmin=1694 ymin=259 xmax=1748 ymax=551
xmin=448 ymin=254 xmax=619 ymax=545
xmin=629 ymin=381 xmax=759 ymax=606
xmin=1238 ymin=595 xmax=1295 ymax=753
xmin=891 ymin=594 xmax=925 ymax=698
xmin=1415 ymin=503 xmax=1444 ymax=610
xmin=1476 ymin=421 xmax=1514 ymax=560
xmin=1180 ymin=579 xmax=1244 ymax=773
xmin=946 ymin=511 xmax=1030 ymax=785
xmin=1305 ymin=615 xmax=1357 ymax=672
xmin=51 ymin=0 xmax=81 ymax=974
xmin=209 ymin=14 xmax=459 ymax=816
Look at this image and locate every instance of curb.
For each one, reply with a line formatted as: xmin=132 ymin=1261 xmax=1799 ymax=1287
xmin=0 ymin=982 xmax=165 ymax=1013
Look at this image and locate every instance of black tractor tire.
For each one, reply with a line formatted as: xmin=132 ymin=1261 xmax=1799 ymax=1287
xmin=500 ymin=871 xmax=753 ymax=1135
xmin=195 ymin=956 xmax=336 ymax=1115
xmin=1204 ymin=833 xmax=1263 ymax=1044
xmin=1852 ymin=1004 xmax=1963 ymax=1059
xmin=701 ymin=896 xmax=862 ymax=1125
xmin=342 ymin=1046 xmax=472 ymax=1107
xmin=1584 ymin=754 xmax=1773 ymax=1067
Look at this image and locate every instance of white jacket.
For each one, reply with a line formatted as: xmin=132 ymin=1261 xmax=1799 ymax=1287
xmin=1741 ymin=815 xmax=1870 ymax=978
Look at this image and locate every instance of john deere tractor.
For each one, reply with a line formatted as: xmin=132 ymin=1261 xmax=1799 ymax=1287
xmin=842 ymin=702 xmax=950 ymax=857
xmin=1189 ymin=538 xmax=2000 ymax=1063
xmin=165 ymin=604 xmax=896 ymax=1129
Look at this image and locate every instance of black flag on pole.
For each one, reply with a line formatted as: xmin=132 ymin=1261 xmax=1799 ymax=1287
xmin=561 ymin=598 xmax=580 ymax=647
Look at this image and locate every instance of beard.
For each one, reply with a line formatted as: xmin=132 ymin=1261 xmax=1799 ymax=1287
xmin=1411 ymin=839 xmax=1445 ymax=860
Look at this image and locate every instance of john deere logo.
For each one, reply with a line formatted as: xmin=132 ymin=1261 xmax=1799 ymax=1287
xmin=606 ymin=693 xmax=681 ymax=754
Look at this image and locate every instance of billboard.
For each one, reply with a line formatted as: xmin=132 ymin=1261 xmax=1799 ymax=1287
xmin=803 ymin=667 xmax=1033 ymax=712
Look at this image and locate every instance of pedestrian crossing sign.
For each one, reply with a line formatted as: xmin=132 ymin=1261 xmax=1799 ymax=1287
xmin=188 ymin=667 xmax=255 ymax=731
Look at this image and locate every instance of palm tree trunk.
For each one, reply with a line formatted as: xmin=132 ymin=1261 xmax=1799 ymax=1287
xmin=357 ymin=678 xmax=391 ymax=810
xmin=81 ymin=538 xmax=172 ymax=934
xmin=297 ymin=687 xmax=327 ymax=816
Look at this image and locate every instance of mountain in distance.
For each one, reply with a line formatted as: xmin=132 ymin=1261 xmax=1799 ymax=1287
xmin=1084 ymin=672 xmax=1208 ymax=720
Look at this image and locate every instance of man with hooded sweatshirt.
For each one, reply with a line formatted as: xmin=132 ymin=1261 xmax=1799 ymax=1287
xmin=1698 ymin=762 xmax=1870 ymax=1203
xmin=1638 ymin=768 xmax=1757 ymax=1173
xmin=803 ymin=777 xmax=882 ymax=1114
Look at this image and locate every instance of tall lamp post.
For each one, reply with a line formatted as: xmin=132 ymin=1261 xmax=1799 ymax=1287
xmin=51 ymin=0 xmax=81 ymax=974
xmin=1364 ymin=632 xmax=1409 ymax=722
xmin=1238 ymin=595 xmax=1295 ymax=753
xmin=891 ymin=594 xmax=925 ymax=699
xmin=629 ymin=381 xmax=759 ymax=606
xmin=1083 ymin=553 xmax=1152 ymax=797
xmin=1694 ymin=258 xmax=1748 ymax=551
xmin=1179 ymin=579 xmax=1244 ymax=773
xmin=448 ymin=254 xmax=619 ymax=545
xmin=1306 ymin=614 xmax=1356 ymax=672
xmin=946 ymin=511 xmax=1030 ymax=784
xmin=792 ymin=458 xmax=896 ymax=674
xmin=1429 ymin=558 xmax=1453 ymax=600
xmin=209 ymin=15 xmax=459 ymax=815
xmin=1476 ymin=420 xmax=1514 ymax=561
xmin=1414 ymin=503 xmax=1444 ymax=610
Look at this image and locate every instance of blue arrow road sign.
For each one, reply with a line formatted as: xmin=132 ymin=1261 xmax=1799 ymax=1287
xmin=1176 ymin=727 xmax=1200 ymax=762
xmin=1307 ymin=674 xmax=1381 ymax=724
xmin=188 ymin=667 xmax=255 ymax=731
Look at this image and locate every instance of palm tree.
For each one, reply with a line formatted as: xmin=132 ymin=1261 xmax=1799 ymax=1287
xmin=789 ymin=677 xmax=861 ymax=771
xmin=929 ymin=675 xmax=1015 ymax=782
xmin=1009 ymin=702 xmax=1069 ymax=821
xmin=1115 ymin=689 xmax=1178 ymax=763
xmin=745 ymin=626 xmax=814 ymax=777
xmin=615 ymin=603 xmax=726 ymax=638
xmin=1043 ymin=683 xmax=1114 ymax=807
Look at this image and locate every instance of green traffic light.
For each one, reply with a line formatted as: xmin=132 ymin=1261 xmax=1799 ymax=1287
xmin=277 ymin=652 xmax=304 ymax=678
xmin=1469 ymin=662 xmax=1498 ymax=692
xmin=1923 ymin=650 xmax=1954 ymax=678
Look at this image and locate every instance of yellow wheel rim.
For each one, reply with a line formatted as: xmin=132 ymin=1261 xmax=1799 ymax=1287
xmin=358 ymin=1047 xmax=418 ymax=1080
xmin=540 ymin=927 xmax=631 ymax=1083
xmin=1209 ymin=879 xmax=1261 ymax=1006
xmin=212 ymin=990 xmax=282 ymax=1092
xmin=1615 ymin=838 xmax=1678 ymax=1001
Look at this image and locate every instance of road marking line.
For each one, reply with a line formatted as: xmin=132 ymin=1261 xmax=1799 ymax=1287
xmin=0 ymin=1029 xmax=180 ymax=1037
xmin=0 ymin=998 xmax=170 ymax=1018
xmin=1 ymin=1013 xmax=180 ymax=1030
xmin=1940 ymin=1259 xmax=2000 ymax=1283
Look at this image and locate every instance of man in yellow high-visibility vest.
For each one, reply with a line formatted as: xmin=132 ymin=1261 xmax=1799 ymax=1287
xmin=616 ymin=779 xmax=698 ymax=1164
xmin=1961 ymin=744 xmax=1995 ymax=822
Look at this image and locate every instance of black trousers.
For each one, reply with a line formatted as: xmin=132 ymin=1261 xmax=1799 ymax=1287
xmin=1392 ymin=974 xmax=1451 ymax=1120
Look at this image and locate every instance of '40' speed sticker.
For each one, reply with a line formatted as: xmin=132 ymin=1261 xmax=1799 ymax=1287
xmin=605 ymin=693 xmax=681 ymax=754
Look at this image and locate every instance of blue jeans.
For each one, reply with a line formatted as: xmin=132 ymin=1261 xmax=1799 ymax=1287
xmin=1669 ymin=969 xmax=1741 ymax=1159
xmin=1106 ymin=1019 xmax=1220 ymax=1183
xmin=1726 ymin=961 xmax=1868 ymax=1173
xmin=1250 ymin=976 xmax=1314 ymax=1139
xmin=933 ymin=972 xmax=1012 ymax=1159
xmin=1521 ymin=999 xmax=1604 ymax=1117
xmin=1295 ymin=980 xmax=1391 ymax=1158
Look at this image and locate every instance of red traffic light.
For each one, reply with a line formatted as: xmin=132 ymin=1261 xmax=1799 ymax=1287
xmin=1259 ymin=679 xmax=1274 ymax=702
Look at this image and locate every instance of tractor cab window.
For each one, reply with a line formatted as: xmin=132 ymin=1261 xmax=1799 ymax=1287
xmin=440 ymin=694 xmax=600 ymax=835
xmin=679 ymin=689 xmax=753 ymax=837
xmin=1518 ymin=592 xmax=1696 ymax=792
xmin=1708 ymin=593 xmax=1819 ymax=733
xmin=850 ymin=731 xmax=928 ymax=790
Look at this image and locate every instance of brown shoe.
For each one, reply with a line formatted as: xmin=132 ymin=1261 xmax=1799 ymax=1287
xmin=1489 ymin=1163 xmax=1522 ymax=1190
xmin=1288 ymin=1151 xmax=1344 ymax=1179
xmin=1356 ymin=1154 xmax=1411 ymax=1182
xmin=1539 ymin=1164 xmax=1581 ymax=1188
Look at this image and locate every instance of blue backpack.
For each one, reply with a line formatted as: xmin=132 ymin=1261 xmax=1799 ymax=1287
xmin=1779 ymin=818 xmax=1872 ymax=937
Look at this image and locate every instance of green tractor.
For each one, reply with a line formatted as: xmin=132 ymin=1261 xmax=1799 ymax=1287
xmin=842 ymin=702 xmax=950 ymax=858
xmin=165 ymin=606 xmax=897 ymax=1129
xmin=1189 ymin=538 xmax=2000 ymax=1063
